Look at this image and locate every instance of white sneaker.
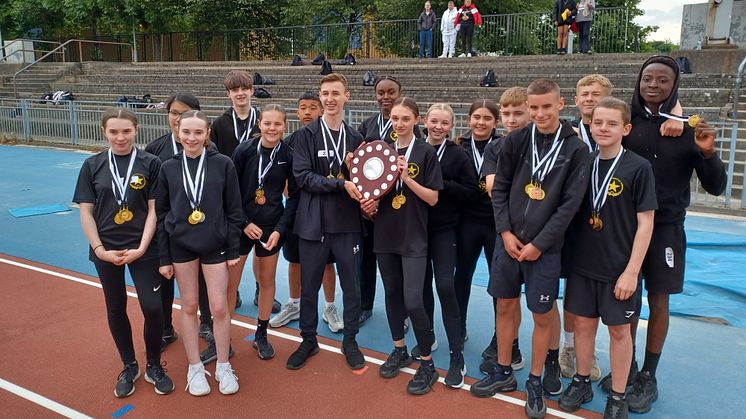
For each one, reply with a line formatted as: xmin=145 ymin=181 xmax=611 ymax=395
xmin=458 ymin=53 xmax=466 ymax=58
xmin=467 ymin=53 xmax=472 ymax=57
xmin=215 ymin=362 xmax=239 ymax=395
xmin=322 ymin=304 xmax=344 ymax=333
xmin=269 ymin=302 xmax=300 ymax=328
xmin=185 ymin=363 xmax=211 ymax=396
xmin=438 ymin=54 xmax=447 ymax=58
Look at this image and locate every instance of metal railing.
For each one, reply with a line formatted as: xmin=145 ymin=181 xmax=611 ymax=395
xmin=732 ymin=55 xmax=746 ymax=209
xmin=690 ymin=120 xmax=743 ymax=208
xmin=12 ymin=39 xmax=135 ymax=98
xmin=1 ymin=39 xmax=64 ymax=64
xmin=108 ymin=7 xmax=628 ymax=62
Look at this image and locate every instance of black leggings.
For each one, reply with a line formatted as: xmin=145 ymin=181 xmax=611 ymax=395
xmin=360 ymin=219 xmax=378 ymax=311
xmin=160 ymin=268 xmax=211 ymax=330
xmin=423 ymin=229 xmax=464 ymax=351
xmin=460 ymin=23 xmax=474 ymax=54
xmin=454 ymin=218 xmax=496 ymax=331
xmin=378 ymin=253 xmax=434 ymax=357
xmin=94 ymin=257 xmax=163 ymax=366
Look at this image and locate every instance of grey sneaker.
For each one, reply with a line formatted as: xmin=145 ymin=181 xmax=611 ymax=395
xmin=559 ymin=346 xmax=576 ymax=378
xmin=542 ymin=357 xmax=563 ymax=396
xmin=269 ymin=302 xmax=300 ymax=328
xmin=411 ymin=339 xmax=439 ymax=361
xmin=525 ymin=379 xmax=547 ymax=419
xmin=322 ymin=304 xmax=344 ymax=333
xmin=627 ymin=371 xmax=658 ymax=413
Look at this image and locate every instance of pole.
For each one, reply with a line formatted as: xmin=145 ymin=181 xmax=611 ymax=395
xmin=132 ymin=23 xmax=139 ymax=62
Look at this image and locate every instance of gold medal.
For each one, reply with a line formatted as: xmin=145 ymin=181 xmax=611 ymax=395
xmin=590 ymin=213 xmax=603 ymax=231
xmin=255 ymin=188 xmax=265 ymax=198
xmin=392 ymin=199 xmax=402 ymax=210
xmin=525 ymin=183 xmax=535 ymax=196
xmin=390 ymin=131 xmax=398 ymax=141
xmin=119 ymin=208 xmax=133 ymax=222
xmin=255 ymin=195 xmax=266 ymax=205
xmin=396 ymin=193 xmax=407 ymax=206
xmin=528 ymin=185 xmax=545 ymax=201
xmin=479 ymin=180 xmax=487 ymax=194
xmin=114 ymin=212 xmax=125 ymax=225
xmin=687 ymin=114 xmax=701 ymax=128
xmin=326 ymin=172 xmax=335 ymax=179
xmin=188 ymin=209 xmax=205 ymax=225
xmin=337 ymin=172 xmax=345 ymax=180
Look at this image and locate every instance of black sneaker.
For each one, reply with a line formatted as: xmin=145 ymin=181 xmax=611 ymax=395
xmin=627 ymin=371 xmax=658 ymax=413
xmin=253 ymin=333 xmax=275 ymax=360
xmin=199 ymin=322 xmax=213 ymax=342
xmin=559 ymin=375 xmax=593 ymax=412
xmin=271 ymin=299 xmax=281 ymax=313
xmin=444 ymin=351 xmax=466 ymax=388
xmin=199 ymin=342 xmax=235 ymax=365
xmin=379 ymin=347 xmax=413 ymax=378
xmin=359 ymin=309 xmax=373 ymax=325
xmin=411 ymin=339 xmax=438 ymax=361
xmin=144 ymin=362 xmax=174 ymax=395
xmin=481 ymin=334 xmax=497 ymax=360
xmin=161 ymin=328 xmax=178 ymax=353
xmin=525 ymin=378 xmax=547 ymax=419
xmin=286 ymin=339 xmax=320 ymax=370
xmin=542 ymin=357 xmax=563 ymax=396
xmin=253 ymin=288 xmax=259 ymax=306
xmin=470 ymin=366 xmax=517 ymax=397
xmin=114 ymin=362 xmax=140 ymax=398
xmin=600 ymin=360 xmax=638 ymax=393
xmin=235 ymin=290 xmax=242 ymax=309
xmin=341 ymin=336 xmax=365 ymax=369
xmin=480 ymin=358 xmax=498 ymax=375
xmin=407 ymin=362 xmax=438 ymax=395
xmin=253 ymin=288 xmax=282 ymax=313
xmin=604 ymin=394 xmax=629 ymax=419
xmin=512 ymin=344 xmax=525 ymax=370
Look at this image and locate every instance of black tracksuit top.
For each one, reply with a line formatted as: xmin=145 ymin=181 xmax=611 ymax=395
xmin=427 ymin=140 xmax=480 ymax=233
xmin=457 ymin=131 xmax=502 ymax=221
xmin=211 ymin=107 xmax=261 ymax=158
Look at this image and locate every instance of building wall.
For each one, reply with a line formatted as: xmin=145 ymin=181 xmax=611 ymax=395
xmin=681 ymin=1 xmax=746 ymax=49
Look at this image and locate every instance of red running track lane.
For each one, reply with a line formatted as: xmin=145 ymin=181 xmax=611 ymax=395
xmin=0 ymin=254 xmax=599 ymax=419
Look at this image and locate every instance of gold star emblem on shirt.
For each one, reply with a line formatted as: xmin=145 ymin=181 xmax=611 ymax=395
xmin=607 ymin=178 xmax=623 ymax=197
xmin=407 ymin=163 xmax=420 ymax=179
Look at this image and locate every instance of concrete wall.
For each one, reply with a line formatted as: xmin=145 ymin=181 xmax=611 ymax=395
xmin=681 ymin=1 xmax=746 ymax=49
xmin=674 ymin=49 xmax=746 ymax=73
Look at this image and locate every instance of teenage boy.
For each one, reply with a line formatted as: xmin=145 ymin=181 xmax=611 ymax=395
xmin=471 ymin=79 xmax=590 ymax=419
xmin=211 ymin=70 xmax=280 ymax=319
xmin=480 ymin=86 xmax=531 ymax=373
xmin=287 ymin=73 xmax=366 ymax=371
xmin=271 ymin=92 xmax=343 ymax=333
xmin=622 ymin=56 xmax=726 ymax=414
xmin=559 ymin=97 xmax=656 ymax=419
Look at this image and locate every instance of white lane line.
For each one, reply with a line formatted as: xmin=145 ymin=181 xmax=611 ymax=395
xmin=0 ymin=257 xmax=586 ymax=419
xmin=0 ymin=378 xmax=94 ymax=419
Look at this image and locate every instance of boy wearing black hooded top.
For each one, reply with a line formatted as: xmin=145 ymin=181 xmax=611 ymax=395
xmin=211 ymin=70 xmax=261 ymax=158
xmin=621 ymin=55 xmax=726 ymax=414
xmin=287 ymin=73 xmax=367 ymax=371
xmin=471 ymin=79 xmax=590 ymax=419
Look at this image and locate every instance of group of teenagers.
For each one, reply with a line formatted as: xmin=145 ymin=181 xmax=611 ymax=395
xmin=74 ymin=54 xmax=726 ymax=419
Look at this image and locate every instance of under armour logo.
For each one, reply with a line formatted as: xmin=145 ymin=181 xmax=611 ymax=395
xmin=353 ymin=245 xmax=360 ymax=255
xmin=625 ymin=311 xmax=635 ymax=318
xmin=539 ymin=295 xmax=551 ymax=302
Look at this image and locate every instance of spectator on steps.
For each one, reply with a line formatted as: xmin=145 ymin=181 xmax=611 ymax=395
xmin=575 ymin=0 xmax=595 ymax=54
xmin=553 ymin=0 xmax=576 ymax=55
xmin=455 ymin=0 xmax=482 ymax=57
xmin=440 ymin=1 xmax=459 ymax=58
xmin=418 ymin=1 xmax=437 ymax=58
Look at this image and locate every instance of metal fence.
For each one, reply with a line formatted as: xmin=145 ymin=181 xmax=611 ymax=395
xmin=104 ymin=8 xmax=629 ymax=62
xmin=2 ymin=98 xmax=742 ymax=210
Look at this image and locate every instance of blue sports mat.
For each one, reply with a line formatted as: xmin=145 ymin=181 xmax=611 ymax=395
xmin=9 ymin=203 xmax=70 ymax=218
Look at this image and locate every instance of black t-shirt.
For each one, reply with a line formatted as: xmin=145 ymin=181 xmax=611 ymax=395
xmin=73 ymin=148 xmax=161 ymax=261
xmin=374 ymin=139 xmax=443 ymax=257
xmin=357 ymin=114 xmax=423 ymax=144
xmin=569 ymin=150 xmax=657 ymax=282
xmin=570 ymin=118 xmax=596 ymax=151
xmin=145 ymin=133 xmax=181 ymax=162
xmin=232 ymin=138 xmax=299 ymax=235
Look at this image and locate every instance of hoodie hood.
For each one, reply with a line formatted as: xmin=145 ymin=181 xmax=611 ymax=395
xmin=631 ymin=55 xmax=681 ymax=118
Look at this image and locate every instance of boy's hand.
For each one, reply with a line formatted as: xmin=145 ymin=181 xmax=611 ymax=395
xmin=660 ymin=119 xmax=684 ymax=137
xmin=500 ymin=231 xmax=524 ymax=259
xmin=517 ymin=243 xmax=542 ymax=262
xmin=694 ymin=119 xmax=717 ymax=157
xmin=614 ymin=271 xmax=638 ymax=301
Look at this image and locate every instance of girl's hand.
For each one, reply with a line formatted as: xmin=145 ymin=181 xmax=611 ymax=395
xmin=121 ymin=247 xmax=145 ymax=265
xmin=397 ymin=156 xmax=410 ymax=181
xmin=244 ymin=223 xmax=263 ymax=240
xmin=159 ymin=264 xmax=174 ymax=279
xmin=227 ymin=258 xmax=240 ymax=267
xmin=265 ymin=231 xmax=281 ymax=251
xmin=96 ymin=247 xmax=127 ymax=265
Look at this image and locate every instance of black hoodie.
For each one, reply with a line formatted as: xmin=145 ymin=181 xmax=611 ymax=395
xmin=427 ymin=139 xmax=480 ymax=233
xmin=492 ymin=121 xmax=590 ymax=253
xmin=624 ymin=55 xmax=726 ymax=225
xmin=156 ymin=148 xmax=244 ymax=266
xmin=211 ymin=106 xmax=261 ymax=158
xmin=457 ymin=130 xmax=502 ymax=221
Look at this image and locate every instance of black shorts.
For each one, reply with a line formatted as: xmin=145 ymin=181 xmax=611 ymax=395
xmin=488 ymin=240 xmax=561 ymax=314
xmin=641 ymin=223 xmax=686 ymax=295
xmin=239 ymin=228 xmax=285 ymax=257
xmin=283 ymin=233 xmax=335 ymax=265
xmin=565 ymin=273 xmax=641 ymax=326
xmin=169 ymin=242 xmax=226 ymax=265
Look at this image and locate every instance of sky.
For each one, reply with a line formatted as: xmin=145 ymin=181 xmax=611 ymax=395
xmin=636 ymin=0 xmax=705 ymax=43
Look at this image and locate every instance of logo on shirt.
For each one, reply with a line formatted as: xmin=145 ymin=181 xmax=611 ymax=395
xmin=607 ymin=178 xmax=623 ymax=197
xmin=130 ymin=173 xmax=147 ymax=190
xmin=625 ymin=311 xmax=635 ymax=318
xmin=353 ymin=245 xmax=360 ymax=255
xmin=539 ymin=295 xmax=551 ymax=303
xmin=407 ymin=163 xmax=420 ymax=179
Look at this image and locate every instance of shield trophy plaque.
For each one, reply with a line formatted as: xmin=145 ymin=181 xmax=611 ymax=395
xmin=349 ymin=140 xmax=400 ymax=200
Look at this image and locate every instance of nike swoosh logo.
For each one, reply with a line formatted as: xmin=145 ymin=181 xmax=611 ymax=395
xmin=277 ymin=161 xmax=287 ymax=165
xmin=220 ymin=251 xmax=226 ymax=255
xmin=153 ymin=285 xmax=161 ymax=292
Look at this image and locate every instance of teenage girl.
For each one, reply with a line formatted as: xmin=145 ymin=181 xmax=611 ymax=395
xmin=372 ymin=97 xmax=443 ymax=395
xmin=156 ymin=110 xmax=243 ymax=396
xmin=553 ymin=0 xmax=577 ymax=54
xmin=231 ymin=104 xmax=299 ymax=359
xmin=74 ymin=108 xmax=174 ymax=397
xmin=454 ymin=99 xmax=501 ymax=342
xmin=422 ymin=103 xmax=479 ymax=388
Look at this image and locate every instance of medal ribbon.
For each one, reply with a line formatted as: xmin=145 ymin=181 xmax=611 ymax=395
xmin=108 ymin=147 xmax=137 ymax=207
xmin=181 ymin=149 xmax=207 ymax=210
xmin=232 ymin=108 xmax=256 ymax=144
xmin=170 ymin=133 xmax=179 ymax=155
xmin=395 ymin=138 xmax=416 ymax=194
xmin=578 ymin=122 xmax=595 ymax=152
xmin=428 ymin=137 xmax=447 ymax=162
xmin=530 ymin=125 xmax=565 ymax=184
xmin=590 ymin=148 xmax=625 ymax=214
xmin=470 ymin=135 xmax=493 ymax=178
xmin=257 ymin=140 xmax=281 ymax=189
xmin=644 ymin=106 xmax=690 ymax=123
xmin=378 ymin=113 xmax=393 ymax=140
xmin=320 ymin=117 xmax=347 ymax=173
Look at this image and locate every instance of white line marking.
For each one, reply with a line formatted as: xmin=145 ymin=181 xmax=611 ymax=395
xmin=0 ymin=257 xmax=585 ymax=418
xmin=0 ymin=378 xmax=94 ymax=419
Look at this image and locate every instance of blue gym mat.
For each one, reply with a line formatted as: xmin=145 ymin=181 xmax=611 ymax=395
xmin=9 ymin=203 xmax=70 ymax=218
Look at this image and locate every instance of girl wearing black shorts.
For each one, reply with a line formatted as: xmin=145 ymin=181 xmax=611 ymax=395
xmin=74 ymin=108 xmax=174 ymax=398
xmin=156 ymin=110 xmax=243 ymax=396
xmin=231 ymin=104 xmax=299 ymax=359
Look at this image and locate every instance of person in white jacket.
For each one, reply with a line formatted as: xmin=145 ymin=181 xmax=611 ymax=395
xmin=439 ymin=1 xmax=459 ymax=58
